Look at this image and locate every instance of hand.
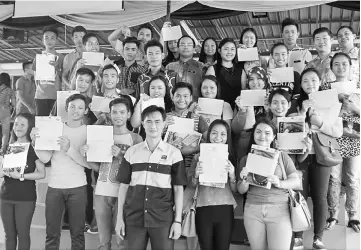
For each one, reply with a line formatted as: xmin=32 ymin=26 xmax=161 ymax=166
xmin=302 ymin=135 xmax=313 ymax=152
xmin=115 ymin=219 xmax=126 ymax=246
xmin=80 ymin=145 xmax=90 ymax=157
xmin=301 ymin=99 xmax=315 ymax=114
xmin=267 ymin=175 xmax=281 ymax=188
xmin=195 ymin=161 xmax=203 ymax=178
xmin=8 ymin=170 xmax=21 ymax=179
xmin=141 ymin=94 xmax=151 ymax=102
xmin=48 ymin=56 xmax=59 ymax=67
xmin=225 ymin=160 xmax=236 ymax=181
xmin=163 ymin=21 xmax=172 ymax=29
xmin=119 ymin=25 xmax=131 ymax=37
xmin=77 ymin=58 xmax=86 ymax=68
xmin=111 ymin=145 xmax=121 ymax=158
xmin=239 ymin=168 xmax=249 ymax=182
xmin=309 ymin=111 xmax=323 ymax=128
xmin=58 ymin=136 xmax=70 ymax=152
xmin=238 ymin=44 xmax=247 ymax=49
xmin=103 ymin=57 xmax=114 ymax=67
xmin=169 ymin=222 xmax=182 ymax=240
xmin=28 ymin=107 xmax=35 ymax=115
xmin=193 ymin=104 xmax=202 ymax=115
xmin=343 ymin=96 xmax=359 ymax=114
xmin=166 ymin=116 xmax=175 ymax=126
xmin=180 ymin=145 xmax=195 ymax=155
xmin=30 ymin=127 xmax=40 ymax=143
xmin=235 ymin=96 xmax=247 ymax=112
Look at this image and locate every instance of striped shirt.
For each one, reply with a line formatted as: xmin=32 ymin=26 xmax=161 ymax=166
xmin=0 ymin=85 xmax=16 ymax=110
xmin=116 ymin=140 xmax=187 ymax=228
xmin=116 ymin=61 xmax=147 ymax=98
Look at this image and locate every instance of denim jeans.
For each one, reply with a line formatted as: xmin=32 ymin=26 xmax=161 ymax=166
xmin=45 ymin=185 xmax=87 ymax=250
xmin=244 ymin=202 xmax=292 ymax=250
xmin=328 ymin=155 xmax=360 ymax=219
xmin=0 ymin=200 xmax=36 ymax=250
xmin=94 ymin=195 xmax=118 ymax=250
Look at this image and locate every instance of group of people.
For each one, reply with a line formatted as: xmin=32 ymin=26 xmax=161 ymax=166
xmin=0 ymin=15 xmax=359 ymax=250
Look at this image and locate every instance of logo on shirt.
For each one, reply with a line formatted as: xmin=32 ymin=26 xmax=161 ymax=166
xmin=161 ymin=155 xmax=167 ymax=160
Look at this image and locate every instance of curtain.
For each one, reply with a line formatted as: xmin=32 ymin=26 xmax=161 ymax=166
xmin=0 ymin=4 xmax=13 ymax=22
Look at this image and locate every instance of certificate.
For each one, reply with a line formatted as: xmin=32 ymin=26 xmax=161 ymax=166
xmin=91 ymin=96 xmax=112 ymax=113
xmin=35 ymin=117 xmax=63 ymax=151
xmin=83 ymin=52 xmax=104 ymax=66
xmin=237 ymin=47 xmax=259 ymax=61
xmin=277 ymin=116 xmax=305 ymax=154
xmin=141 ymin=98 xmax=165 ymax=111
xmin=198 ymin=98 xmax=224 ymax=126
xmin=57 ymin=91 xmax=79 ymax=122
xmin=168 ymin=117 xmax=195 ymax=134
xmin=199 ymin=143 xmax=229 ymax=186
xmin=316 ymin=103 xmax=342 ymax=124
xmin=330 ymin=81 xmax=358 ymax=95
xmin=162 ymin=26 xmax=182 ymax=41
xmin=35 ymin=54 xmax=55 ymax=81
xmin=87 ymin=125 xmax=113 ymax=163
xmin=240 ymin=89 xmax=267 ymax=106
xmin=270 ymin=67 xmax=294 ymax=82
xmin=3 ymin=143 xmax=30 ymax=171
xmin=310 ymin=88 xmax=339 ymax=108
xmin=164 ymin=117 xmax=201 ymax=149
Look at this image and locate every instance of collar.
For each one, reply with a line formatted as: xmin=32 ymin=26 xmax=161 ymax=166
xmin=315 ymin=51 xmax=334 ymax=61
xmin=143 ymin=139 xmax=166 ymax=152
xmin=146 ymin=66 xmax=165 ymax=75
xmin=171 ymin=108 xmax=190 ymax=117
xmin=340 ymin=47 xmax=358 ymax=55
xmin=122 ymin=60 xmax=138 ymax=68
xmin=179 ymin=58 xmax=195 ymax=65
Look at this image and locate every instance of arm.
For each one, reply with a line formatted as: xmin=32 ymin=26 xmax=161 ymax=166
xmin=115 ymin=183 xmax=129 ymax=238
xmin=318 ymin=117 xmax=343 ymax=138
xmin=34 ymin=149 xmax=53 ymax=164
xmin=241 ymin=70 xmax=247 ymax=90
xmin=66 ymin=145 xmax=91 ymax=169
xmin=130 ymin=101 xmax=142 ymax=129
xmin=16 ymin=90 xmax=34 ymax=113
xmin=279 ymin=172 xmax=299 ymax=189
xmin=173 ymin=185 xmax=183 ymax=223
xmin=61 ymin=55 xmax=71 ymax=90
xmin=108 ymin=28 xmax=124 ymax=50
xmin=22 ymin=159 xmax=46 ymax=180
xmin=236 ymin=157 xmax=250 ymax=194
xmin=231 ymin=108 xmax=248 ymax=135
xmin=87 ymin=162 xmax=100 ymax=172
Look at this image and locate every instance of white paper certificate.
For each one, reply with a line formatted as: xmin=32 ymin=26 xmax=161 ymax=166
xmin=277 ymin=116 xmax=305 ymax=153
xmin=198 ymin=98 xmax=224 ymax=116
xmin=240 ymin=89 xmax=267 ymax=107
xmin=237 ymin=47 xmax=259 ymax=61
xmin=87 ymin=125 xmax=113 ymax=163
xmin=83 ymin=52 xmax=104 ymax=66
xmin=270 ymin=67 xmax=294 ymax=82
xmin=35 ymin=54 xmax=55 ymax=81
xmin=141 ymin=98 xmax=165 ymax=111
xmin=162 ymin=26 xmax=182 ymax=42
xmin=57 ymin=91 xmax=80 ymax=122
xmin=35 ymin=117 xmax=63 ymax=151
xmin=310 ymin=88 xmax=339 ymax=108
xmin=3 ymin=143 xmax=30 ymax=170
xmin=330 ymin=81 xmax=358 ymax=95
xmin=91 ymin=96 xmax=112 ymax=113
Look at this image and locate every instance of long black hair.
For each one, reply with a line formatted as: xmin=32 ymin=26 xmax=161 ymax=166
xmin=11 ymin=113 xmax=35 ymax=143
xmin=0 ymin=73 xmax=11 ymax=88
xmin=199 ymin=37 xmax=218 ymax=64
xmin=200 ymin=75 xmax=220 ymax=99
xmin=246 ymin=117 xmax=277 ymax=154
xmin=145 ymin=75 xmax=173 ymax=113
xmin=296 ymin=68 xmax=321 ymax=111
xmin=240 ymin=27 xmax=258 ymax=48
xmin=163 ymin=41 xmax=178 ymax=66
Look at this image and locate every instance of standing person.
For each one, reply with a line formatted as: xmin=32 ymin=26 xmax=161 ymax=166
xmin=0 ymin=113 xmax=46 ymax=250
xmin=291 ymin=68 xmax=343 ymax=250
xmin=268 ymin=42 xmax=301 ymax=99
xmin=33 ymin=26 xmax=64 ymax=116
xmin=269 ymin=18 xmax=313 ymax=75
xmin=305 ymin=27 xmax=336 ymax=88
xmin=82 ymin=98 xmax=143 ymax=249
xmin=30 ymin=94 xmax=98 ymax=250
xmin=115 ymin=105 xmax=187 ymax=250
xmin=0 ymin=73 xmax=16 ymax=154
xmin=16 ymin=62 xmax=36 ymax=115
xmin=237 ymin=117 xmax=299 ymax=250
xmin=198 ymin=37 xmax=218 ymax=67
xmin=62 ymin=26 xmax=87 ymax=90
xmin=324 ymin=52 xmax=360 ymax=233
xmin=188 ymin=119 xmax=237 ymax=250
xmin=163 ymin=39 xmax=179 ymax=67
xmin=206 ymin=38 xmax=243 ymax=109
xmin=166 ymin=35 xmax=205 ymax=101
xmin=335 ymin=26 xmax=360 ymax=86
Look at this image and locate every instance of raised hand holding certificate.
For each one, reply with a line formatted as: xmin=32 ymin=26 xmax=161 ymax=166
xmin=83 ymin=52 xmax=105 ymax=66
xmin=141 ymin=98 xmax=165 ymax=111
xmin=35 ymin=116 xmax=63 ymax=151
xmin=87 ymin=125 xmax=114 ymax=163
xmin=162 ymin=26 xmax=182 ymax=41
xmin=91 ymin=96 xmax=112 ymax=113
xmin=237 ymin=47 xmax=259 ymax=61
xmin=199 ymin=143 xmax=229 ymax=187
xmin=35 ymin=54 xmax=56 ymax=81
xmin=240 ymin=90 xmax=267 ymax=107
xmin=277 ymin=116 xmax=306 ymax=154
xmin=245 ymin=145 xmax=280 ymax=189
xmin=57 ymin=91 xmax=80 ymax=122
xmin=3 ymin=143 xmax=30 ymax=171
xmin=270 ymin=67 xmax=294 ymax=82
xmin=197 ymin=98 xmax=224 ymax=126
xmin=164 ymin=117 xmax=201 ymax=148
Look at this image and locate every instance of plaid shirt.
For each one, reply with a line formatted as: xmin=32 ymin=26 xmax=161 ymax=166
xmin=305 ymin=52 xmax=336 ymax=89
xmin=116 ymin=61 xmax=147 ymax=97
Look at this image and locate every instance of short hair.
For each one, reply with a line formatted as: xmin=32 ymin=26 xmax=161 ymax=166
xmin=65 ymin=93 xmax=89 ymax=111
xmin=123 ymin=36 xmax=141 ymax=49
xmin=75 ymin=67 xmax=96 ymax=82
xmin=137 ymin=23 xmax=153 ymax=37
xmin=0 ymin=73 xmax=11 ymax=88
xmin=281 ymin=18 xmax=299 ymax=32
xmin=109 ymin=98 xmax=132 ymax=113
xmin=141 ymin=105 xmax=166 ymax=121
xmin=268 ymin=88 xmax=292 ymax=104
xmin=82 ymin=33 xmax=98 ymax=45
xmin=172 ymin=82 xmax=193 ymax=96
xmin=43 ymin=26 xmax=59 ymax=37
xmin=312 ymin=27 xmax=332 ymax=40
xmin=101 ymin=64 xmax=118 ymax=76
xmin=271 ymin=42 xmax=288 ymax=55
xmin=330 ymin=52 xmax=352 ymax=67
xmin=177 ymin=35 xmax=195 ymax=48
xmin=336 ymin=26 xmax=355 ymax=36
xmin=240 ymin=27 xmax=258 ymax=47
xmin=72 ymin=26 xmax=87 ymax=36
xmin=22 ymin=61 xmax=32 ymax=71
xmin=144 ymin=40 xmax=163 ymax=53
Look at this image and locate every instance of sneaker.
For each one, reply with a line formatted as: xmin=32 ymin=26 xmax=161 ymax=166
xmin=87 ymin=226 xmax=98 ymax=235
xmin=293 ymin=238 xmax=304 ymax=250
xmin=313 ymin=239 xmax=327 ymax=250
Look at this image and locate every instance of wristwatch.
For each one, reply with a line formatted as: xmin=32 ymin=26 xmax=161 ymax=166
xmin=20 ymin=174 xmax=25 ymax=182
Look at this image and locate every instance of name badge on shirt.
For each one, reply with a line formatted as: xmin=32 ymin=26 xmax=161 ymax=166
xmin=161 ymin=155 xmax=167 ymax=160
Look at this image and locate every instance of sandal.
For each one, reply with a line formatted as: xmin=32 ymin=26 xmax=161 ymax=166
xmin=325 ymin=218 xmax=338 ymax=230
xmin=347 ymin=220 xmax=360 ymax=233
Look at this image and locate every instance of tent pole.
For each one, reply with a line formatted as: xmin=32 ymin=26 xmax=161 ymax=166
xmin=166 ymin=0 xmax=171 ymax=22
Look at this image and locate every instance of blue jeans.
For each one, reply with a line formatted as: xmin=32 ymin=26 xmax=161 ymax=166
xmin=244 ymin=203 xmax=292 ymax=250
xmin=94 ymin=195 xmax=118 ymax=250
xmin=0 ymin=200 xmax=36 ymax=250
xmin=45 ymin=186 xmax=87 ymax=250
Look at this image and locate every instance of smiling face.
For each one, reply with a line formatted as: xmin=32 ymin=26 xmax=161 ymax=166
xmin=270 ymin=94 xmax=291 ymax=118
xmin=13 ymin=116 xmax=29 ymax=139
xmin=146 ymin=46 xmax=163 ymax=68
xmin=254 ymin=123 xmax=275 ymax=147
xmin=204 ymin=39 xmax=217 ymax=56
xmin=201 ymin=79 xmax=217 ymax=99
xmin=248 ymin=73 xmax=266 ymax=89
xmin=67 ymin=99 xmax=87 ymax=121
xmin=137 ymin=28 xmax=152 ymax=44
xmin=272 ymin=45 xmax=288 ymax=68
xmin=85 ymin=36 xmax=100 ymax=52
xmin=75 ymin=74 xmax=92 ymax=95
xmin=209 ymin=124 xmax=228 ymax=144
xmin=102 ymin=68 xmax=118 ymax=90
xmin=149 ymin=79 xmax=166 ymax=98
xmin=142 ymin=111 xmax=165 ymax=139
xmin=314 ymin=31 xmax=332 ymax=54
xmin=337 ymin=27 xmax=355 ymax=49
xmin=282 ymin=25 xmax=299 ymax=46
xmin=110 ymin=103 xmax=130 ymax=127
xmin=219 ymin=42 xmax=236 ymax=62
xmin=331 ymin=55 xmax=351 ymax=78
xmin=73 ymin=31 xmax=86 ymax=47
xmin=43 ymin=31 xmax=57 ymax=50
xmin=242 ymin=30 xmax=256 ymax=48
xmin=178 ymin=37 xmax=195 ymax=58
xmin=172 ymin=87 xmax=192 ymax=110
xmin=301 ymin=71 xmax=321 ymax=94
